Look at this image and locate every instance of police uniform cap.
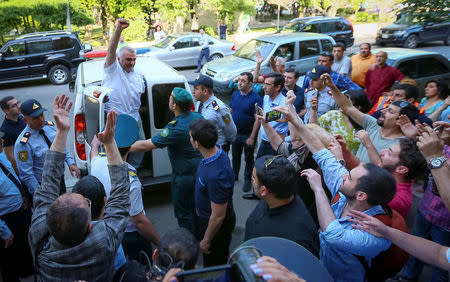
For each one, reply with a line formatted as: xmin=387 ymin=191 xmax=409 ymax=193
xmin=114 ymin=114 xmax=139 ymax=148
xmin=189 ymin=75 xmax=214 ymax=89
xmin=308 ymin=65 xmax=329 ymax=80
xmin=21 ymin=99 xmax=46 ymax=117
xmin=172 ymin=87 xmax=193 ymax=103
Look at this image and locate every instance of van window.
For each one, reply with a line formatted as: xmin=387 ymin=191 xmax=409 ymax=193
xmin=2 ymin=43 xmax=25 ymax=57
xmin=274 ymin=43 xmax=294 ymax=61
xmin=27 ymin=40 xmax=53 ymax=54
xmin=302 ymin=24 xmax=319 ymax=33
xmin=299 ymin=40 xmax=320 ymax=58
xmin=397 ymin=59 xmax=420 ymax=79
xmin=152 ymin=83 xmax=185 ymax=129
xmin=173 ymin=37 xmax=191 ymax=49
xmin=53 ymin=37 xmax=73 ymax=50
xmin=417 ymin=58 xmax=449 ymax=77
xmin=321 ymin=40 xmax=333 ymax=52
xmin=320 ymin=22 xmax=336 ymax=33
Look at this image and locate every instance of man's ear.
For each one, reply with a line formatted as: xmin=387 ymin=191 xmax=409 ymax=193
xmin=259 ymin=185 xmax=268 ymax=197
xmin=356 ymin=191 xmax=368 ymax=202
xmin=407 ymin=98 xmax=415 ymax=104
xmin=394 ymin=165 xmax=408 ymax=176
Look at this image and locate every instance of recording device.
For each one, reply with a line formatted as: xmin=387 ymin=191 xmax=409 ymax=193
xmin=255 ymin=102 xmax=260 ymax=115
xmin=176 ymin=246 xmax=264 ymax=282
xmin=433 ymin=124 xmax=443 ymax=132
xmin=265 ymin=110 xmax=282 ymax=122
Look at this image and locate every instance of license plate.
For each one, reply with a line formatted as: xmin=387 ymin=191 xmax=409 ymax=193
xmin=382 ymin=34 xmax=389 ymax=39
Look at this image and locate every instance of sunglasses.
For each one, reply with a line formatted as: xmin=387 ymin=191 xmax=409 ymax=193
xmin=265 ymin=155 xmax=282 ymax=169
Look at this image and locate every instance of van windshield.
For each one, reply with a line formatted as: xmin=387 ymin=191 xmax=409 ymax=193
xmin=154 ymin=36 xmax=177 ymax=48
xmin=394 ymin=14 xmax=419 ymax=25
xmin=280 ymin=21 xmax=306 ymax=33
xmin=235 ymin=39 xmax=275 ymax=61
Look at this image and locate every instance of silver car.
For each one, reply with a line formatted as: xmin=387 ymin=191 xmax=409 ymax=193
xmin=144 ymin=32 xmax=236 ymax=68
xmin=201 ymin=32 xmax=335 ymax=94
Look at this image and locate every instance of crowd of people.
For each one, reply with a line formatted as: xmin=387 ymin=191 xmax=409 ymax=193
xmin=1 ymin=17 xmax=450 ymax=282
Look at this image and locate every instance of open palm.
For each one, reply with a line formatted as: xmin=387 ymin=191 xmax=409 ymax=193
xmin=52 ymin=95 xmax=72 ymax=132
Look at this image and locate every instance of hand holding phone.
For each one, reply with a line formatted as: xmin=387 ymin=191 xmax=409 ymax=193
xmin=266 ymin=110 xmax=282 ymax=122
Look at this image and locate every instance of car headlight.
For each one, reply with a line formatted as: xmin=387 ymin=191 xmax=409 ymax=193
xmin=393 ymin=31 xmax=405 ymax=36
xmin=377 ymin=29 xmax=382 ymax=36
xmin=215 ymin=72 xmax=234 ymax=81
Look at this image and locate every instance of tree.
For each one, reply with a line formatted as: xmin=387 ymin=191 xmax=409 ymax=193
xmin=397 ymin=0 xmax=449 ymax=24
xmin=154 ymin=0 xmax=191 ymax=32
xmin=202 ymin=0 xmax=256 ymax=34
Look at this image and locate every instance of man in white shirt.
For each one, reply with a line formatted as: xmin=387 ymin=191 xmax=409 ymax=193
xmin=331 ymin=43 xmax=352 ymax=78
xmin=195 ymin=28 xmax=211 ymax=73
xmin=102 ymin=18 xmax=145 ymax=169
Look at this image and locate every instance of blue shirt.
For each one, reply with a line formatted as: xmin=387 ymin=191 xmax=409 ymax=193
xmin=200 ymin=33 xmax=210 ymax=49
xmin=229 ymin=89 xmax=263 ymax=134
xmin=0 ymin=115 xmax=26 ymax=147
xmin=281 ymin=85 xmax=305 ymax=113
xmin=228 ymin=81 xmax=264 ymax=96
xmin=259 ymin=93 xmax=290 ymax=142
xmin=195 ymin=146 xmax=234 ymax=220
xmin=312 ymin=149 xmax=391 ymax=282
xmin=0 ymin=152 xmax=23 ymax=240
xmin=14 ymin=123 xmax=75 ymax=195
xmin=439 ymin=106 xmax=450 ymax=122
xmin=219 ymin=24 xmax=227 ymax=36
xmin=302 ymin=70 xmax=361 ymax=92
xmin=303 ymin=87 xmax=339 ymax=123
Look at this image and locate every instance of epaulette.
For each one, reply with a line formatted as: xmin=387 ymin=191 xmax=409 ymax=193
xmin=45 ymin=121 xmax=54 ymax=126
xmin=169 ymin=120 xmax=177 ymax=126
xmin=128 ymin=168 xmax=137 ymax=177
xmin=20 ymin=132 xmax=31 ymax=144
xmin=211 ymin=100 xmax=220 ymax=111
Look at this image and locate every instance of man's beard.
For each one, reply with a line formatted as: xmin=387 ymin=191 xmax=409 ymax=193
xmin=377 ymin=117 xmax=384 ymax=126
xmin=339 ymin=186 xmax=357 ymax=201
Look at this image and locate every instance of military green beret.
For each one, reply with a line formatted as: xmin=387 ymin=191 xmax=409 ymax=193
xmin=172 ymin=87 xmax=193 ymax=103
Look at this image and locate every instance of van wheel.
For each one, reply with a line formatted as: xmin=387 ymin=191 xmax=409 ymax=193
xmin=211 ymin=54 xmax=223 ymax=60
xmin=403 ymin=35 xmax=418 ymax=49
xmin=48 ymin=65 xmax=70 ymax=85
xmin=444 ymin=34 xmax=450 ymax=46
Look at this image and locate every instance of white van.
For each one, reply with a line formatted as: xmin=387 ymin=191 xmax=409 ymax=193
xmin=70 ymin=56 xmax=191 ymax=187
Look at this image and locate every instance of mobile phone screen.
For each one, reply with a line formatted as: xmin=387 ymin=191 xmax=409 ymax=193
xmin=266 ymin=110 xmax=282 ymax=122
xmin=176 ymin=265 xmax=231 ymax=282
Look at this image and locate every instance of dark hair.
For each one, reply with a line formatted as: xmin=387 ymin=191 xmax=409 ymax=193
xmin=426 ymin=80 xmax=449 ymax=100
xmin=360 ymin=42 xmax=371 ymax=50
xmin=254 ymin=155 xmax=296 ymax=199
xmin=156 ymin=228 xmax=199 ymax=270
xmin=284 ymin=67 xmax=300 ymax=78
xmin=265 ymin=72 xmax=285 ymax=89
xmin=118 ymin=146 xmax=131 ymax=157
xmin=392 ymin=101 xmax=420 ymax=123
xmin=240 ymin=72 xmax=253 ymax=83
xmin=348 ymin=89 xmax=371 ymax=113
xmin=333 ymin=42 xmax=346 ymax=51
xmin=398 ymin=138 xmax=426 ymax=181
xmin=355 ymin=163 xmax=396 ymax=206
xmin=320 ymin=52 xmax=334 ymax=62
xmin=172 ymin=96 xmax=193 ymax=113
xmin=46 ymin=195 xmax=90 ymax=246
xmin=394 ymin=84 xmax=419 ymax=102
xmin=0 ymin=96 xmax=15 ymax=111
xmin=189 ymin=119 xmax=217 ymax=149
xmin=72 ymin=176 xmax=106 ymax=220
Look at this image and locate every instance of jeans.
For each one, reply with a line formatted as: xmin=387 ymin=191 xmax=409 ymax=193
xmin=256 ymin=140 xmax=277 ymax=159
xmin=126 ymin=117 xmax=145 ymax=169
xmin=197 ymin=48 xmax=211 ymax=71
xmin=232 ymin=133 xmax=255 ymax=182
xmin=400 ymin=211 xmax=450 ymax=282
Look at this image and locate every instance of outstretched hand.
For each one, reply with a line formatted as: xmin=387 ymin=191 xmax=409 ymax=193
xmin=52 ymin=94 xmax=73 ymax=132
xmin=320 ymin=73 xmax=336 ymax=90
xmin=97 ymin=111 xmax=117 ymax=145
xmin=300 ymin=169 xmax=323 ymax=193
xmin=251 ymin=256 xmax=306 ymax=282
xmin=347 ymin=210 xmax=387 ymax=238
xmin=396 ymin=115 xmax=417 ymax=139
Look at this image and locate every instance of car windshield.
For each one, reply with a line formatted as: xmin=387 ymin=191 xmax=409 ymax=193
xmin=394 ymin=14 xmax=419 ymax=25
xmin=235 ymin=39 xmax=275 ymax=61
xmin=154 ymin=35 xmax=178 ymax=48
xmin=280 ymin=21 xmax=306 ymax=33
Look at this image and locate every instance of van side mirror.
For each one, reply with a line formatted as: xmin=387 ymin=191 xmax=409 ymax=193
xmin=84 ymin=43 xmax=92 ymax=53
xmin=69 ymin=81 xmax=75 ymax=93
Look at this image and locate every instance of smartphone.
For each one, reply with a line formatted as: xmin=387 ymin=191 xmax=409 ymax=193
xmin=433 ymin=124 xmax=443 ymax=132
xmin=176 ymin=265 xmax=231 ymax=282
xmin=266 ymin=110 xmax=282 ymax=122
xmin=254 ymin=102 xmax=259 ymax=114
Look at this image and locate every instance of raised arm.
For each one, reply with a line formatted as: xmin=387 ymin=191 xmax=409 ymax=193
xmin=428 ymin=96 xmax=450 ymax=122
xmin=105 ymin=18 xmax=130 ymax=68
xmin=322 ymin=73 xmax=365 ymax=126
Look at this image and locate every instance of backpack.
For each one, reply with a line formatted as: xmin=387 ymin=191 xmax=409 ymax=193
xmin=331 ymin=193 xmax=410 ymax=281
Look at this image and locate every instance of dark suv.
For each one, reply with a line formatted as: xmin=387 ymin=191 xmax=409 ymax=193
xmin=0 ymin=31 xmax=91 ymax=85
xmin=279 ymin=16 xmax=354 ymax=48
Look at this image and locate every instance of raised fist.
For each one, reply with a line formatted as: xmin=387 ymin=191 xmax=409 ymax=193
xmin=117 ymin=18 xmax=129 ymax=30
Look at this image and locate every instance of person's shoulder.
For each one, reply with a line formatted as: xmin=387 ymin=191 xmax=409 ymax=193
xmin=15 ymin=128 xmax=31 ymax=147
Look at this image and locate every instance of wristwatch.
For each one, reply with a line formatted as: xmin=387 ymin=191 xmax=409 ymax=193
xmin=338 ymin=159 xmax=346 ymax=167
xmin=427 ymin=156 xmax=447 ymax=169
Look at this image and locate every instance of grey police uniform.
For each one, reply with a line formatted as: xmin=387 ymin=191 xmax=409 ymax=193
xmin=196 ymin=95 xmax=237 ymax=148
xmin=303 ymin=86 xmax=338 ymax=124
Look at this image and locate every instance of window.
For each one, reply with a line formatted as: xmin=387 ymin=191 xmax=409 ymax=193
xmin=2 ymin=43 xmax=25 ymax=57
xmin=397 ymin=59 xmax=420 ymax=79
xmin=53 ymin=37 xmax=72 ymax=50
xmin=152 ymin=83 xmax=185 ymax=129
xmin=192 ymin=37 xmax=200 ymax=47
xmin=321 ymin=40 xmax=333 ymax=52
xmin=302 ymin=24 xmax=319 ymax=33
xmin=299 ymin=40 xmax=320 ymax=58
xmin=274 ymin=43 xmax=294 ymax=61
xmin=320 ymin=22 xmax=336 ymax=33
xmin=27 ymin=40 xmax=53 ymax=54
xmin=235 ymin=39 xmax=275 ymax=61
xmin=173 ymin=37 xmax=191 ymax=49
xmin=335 ymin=21 xmax=345 ymax=31
xmin=417 ymin=58 xmax=449 ymax=77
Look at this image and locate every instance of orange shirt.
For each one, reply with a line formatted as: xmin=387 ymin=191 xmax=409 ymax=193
xmin=351 ymin=53 xmax=376 ymax=87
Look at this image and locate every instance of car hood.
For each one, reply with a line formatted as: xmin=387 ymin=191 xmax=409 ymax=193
xmin=204 ymin=55 xmax=256 ymax=73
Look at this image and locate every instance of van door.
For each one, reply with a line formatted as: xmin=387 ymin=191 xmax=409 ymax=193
xmin=145 ymin=80 xmax=187 ymax=178
xmin=297 ymin=39 xmax=321 ymax=75
xmin=0 ymin=42 xmax=29 ymax=81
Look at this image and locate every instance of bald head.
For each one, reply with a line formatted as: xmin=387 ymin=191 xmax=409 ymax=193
xmin=46 ymin=193 xmax=91 ymax=246
xmin=376 ymin=51 xmax=388 ymax=67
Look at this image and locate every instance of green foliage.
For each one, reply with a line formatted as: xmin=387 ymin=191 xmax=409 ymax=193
xmin=122 ymin=13 xmax=147 ymax=41
xmin=200 ymin=25 xmax=216 ymax=36
xmin=398 ymin=0 xmax=449 ymax=24
xmin=202 ymin=0 xmax=256 ymax=23
xmin=355 ymin=11 xmax=379 ymax=22
xmin=154 ymin=0 xmax=191 ymax=21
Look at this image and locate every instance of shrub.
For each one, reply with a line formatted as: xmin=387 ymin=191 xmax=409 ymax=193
xmin=200 ymin=25 xmax=216 ymax=37
xmin=122 ymin=14 xmax=148 ymax=41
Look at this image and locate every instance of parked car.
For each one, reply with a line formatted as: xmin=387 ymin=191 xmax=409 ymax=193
xmin=278 ymin=16 xmax=354 ymax=48
xmin=0 ymin=31 xmax=91 ymax=85
xmin=376 ymin=15 xmax=450 ymax=48
xmin=359 ymin=48 xmax=450 ymax=97
xmin=70 ymin=56 xmax=190 ymax=187
xmin=201 ymin=32 xmax=335 ymax=95
xmin=144 ymin=32 xmax=236 ymax=68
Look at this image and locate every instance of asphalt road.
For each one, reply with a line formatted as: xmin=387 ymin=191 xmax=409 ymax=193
xmin=0 ymin=41 xmax=448 ymax=273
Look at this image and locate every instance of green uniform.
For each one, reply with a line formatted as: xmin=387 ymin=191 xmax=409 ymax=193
xmin=152 ymin=111 xmax=203 ymax=234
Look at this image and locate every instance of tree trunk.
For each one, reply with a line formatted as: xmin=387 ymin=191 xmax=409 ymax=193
xmin=237 ymin=12 xmax=244 ymax=34
xmin=85 ymin=24 xmax=93 ymax=40
xmin=32 ymin=17 xmax=37 ymax=32
xmin=99 ymin=1 xmax=109 ymax=44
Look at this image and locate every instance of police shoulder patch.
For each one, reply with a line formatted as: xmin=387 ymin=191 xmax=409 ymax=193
xmin=169 ymin=120 xmax=177 ymax=126
xmin=222 ymin=113 xmax=231 ymax=124
xmin=161 ymin=128 xmax=169 ymax=137
xmin=18 ymin=151 xmax=28 ymax=162
xmin=211 ymin=100 xmax=220 ymax=111
xmin=99 ymin=152 xmax=107 ymax=157
xmin=45 ymin=121 xmax=54 ymax=126
xmin=128 ymin=169 xmax=137 ymax=177
xmin=20 ymin=132 xmax=31 ymax=144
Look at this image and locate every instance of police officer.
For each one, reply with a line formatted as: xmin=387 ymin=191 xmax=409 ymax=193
xmin=14 ymin=99 xmax=80 ymax=195
xmin=130 ymin=88 xmax=203 ymax=234
xmin=303 ymin=65 xmax=339 ymax=124
xmin=190 ymin=75 xmax=236 ymax=152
